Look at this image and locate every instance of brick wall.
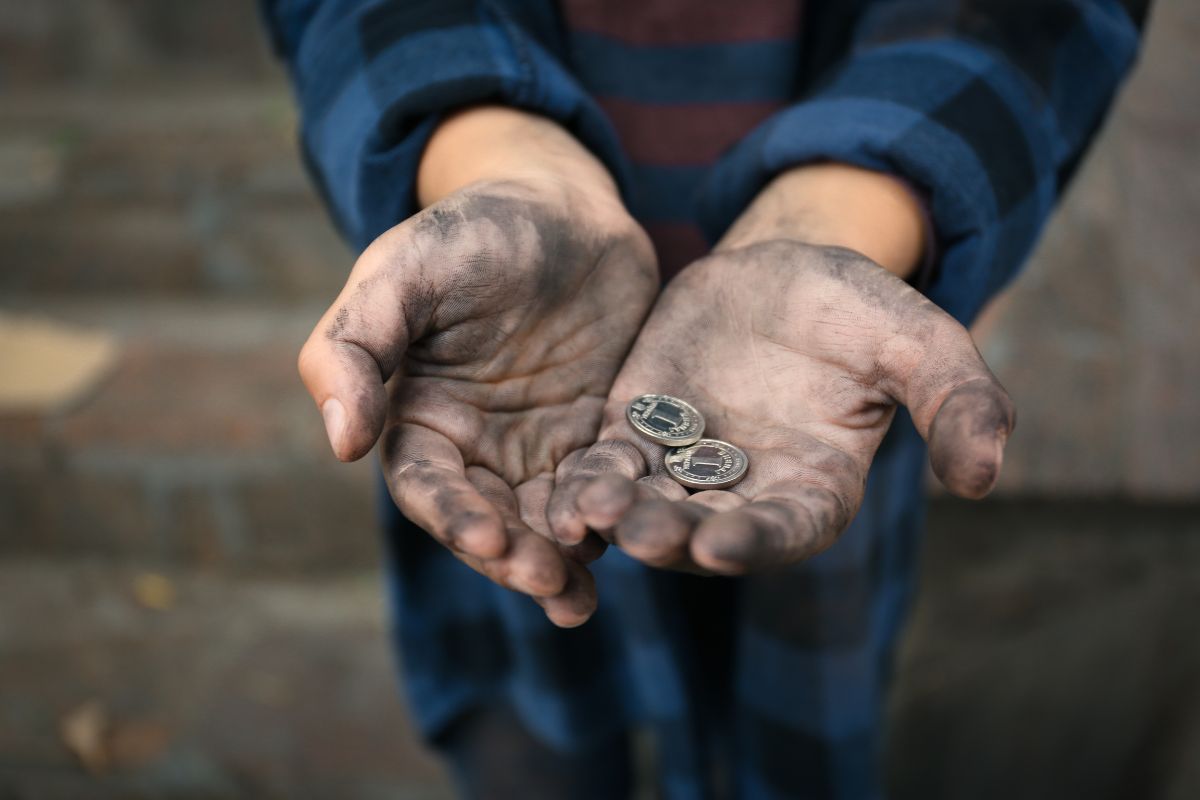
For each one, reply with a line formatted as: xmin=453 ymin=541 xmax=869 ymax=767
xmin=0 ymin=1 xmax=365 ymax=569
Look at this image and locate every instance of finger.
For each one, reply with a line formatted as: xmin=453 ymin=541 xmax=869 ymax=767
xmin=548 ymin=440 xmax=651 ymax=545
xmin=577 ymin=474 xmax=639 ymax=531
xmin=382 ymin=423 xmax=506 ymax=559
xmin=515 ymin=472 xmax=558 ymax=538
xmin=516 ymin=473 xmax=609 ymax=564
xmin=534 ymin=560 xmax=599 ymax=628
xmin=926 ymin=378 xmax=1016 ymax=499
xmin=884 ymin=322 xmax=1016 ymax=499
xmin=298 ymin=232 xmax=425 ymax=462
xmin=614 ymin=499 xmax=712 ymax=568
xmin=466 ymin=467 xmax=570 ymax=597
xmin=685 ymin=490 xmax=746 ymax=514
xmin=453 ymin=533 xmax=569 ymax=599
xmin=689 ymin=487 xmax=850 ymax=575
xmin=579 ymin=473 xmax=688 ymax=545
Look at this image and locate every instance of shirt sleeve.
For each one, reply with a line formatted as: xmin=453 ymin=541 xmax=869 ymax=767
xmin=694 ymin=0 xmax=1149 ymax=324
xmin=259 ymin=0 xmax=628 ymax=251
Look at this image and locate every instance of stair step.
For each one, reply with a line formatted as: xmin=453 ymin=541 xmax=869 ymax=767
xmin=0 ymin=300 xmax=378 ymax=571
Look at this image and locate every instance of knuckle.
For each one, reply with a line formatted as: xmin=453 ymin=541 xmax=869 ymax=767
xmin=692 ymin=524 xmax=761 ymax=571
xmin=578 ymin=439 xmax=647 ymax=477
xmin=444 ymin=510 xmax=488 ymax=542
xmin=938 ymin=318 xmax=979 ymax=355
xmin=518 ymin=557 xmax=568 ymax=597
xmin=621 ymin=536 xmax=677 ymax=566
xmin=618 ymin=510 xmax=684 ymax=563
xmin=296 ymin=338 xmax=322 ymax=381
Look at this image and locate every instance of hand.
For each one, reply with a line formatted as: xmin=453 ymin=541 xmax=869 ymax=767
xmin=546 ymin=167 xmax=1014 ymax=576
xmin=298 ymin=109 xmax=658 ymax=625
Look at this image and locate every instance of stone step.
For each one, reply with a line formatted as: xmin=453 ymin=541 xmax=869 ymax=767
xmin=0 ymin=558 xmax=452 ymax=800
xmin=1 ymin=85 xmax=351 ymax=300
xmin=0 ymin=299 xmax=378 ymax=572
xmin=1 ymin=502 xmax=1198 ymax=798
xmin=0 ymin=0 xmax=280 ymax=89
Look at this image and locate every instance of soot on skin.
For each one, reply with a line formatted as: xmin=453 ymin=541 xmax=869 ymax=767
xmin=415 ymin=201 xmax=469 ymax=245
xmin=722 ymin=240 xmax=945 ymax=337
xmin=331 ymin=186 xmax=605 ymax=360
xmin=928 ymin=380 xmax=1015 ymax=498
xmin=724 ymin=241 xmax=1011 ymax=448
xmin=363 ymin=185 xmax=656 ymax=493
xmin=410 ymin=189 xmax=635 ymax=370
xmin=327 ymin=306 xmax=352 ymax=340
xmin=433 ymin=188 xmax=606 ymax=306
xmin=581 ymin=238 xmax=1008 ymax=576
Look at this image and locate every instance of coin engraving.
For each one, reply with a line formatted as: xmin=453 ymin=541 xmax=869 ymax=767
xmin=664 ymin=439 xmax=749 ymax=490
xmin=626 ymin=394 xmax=705 ymax=446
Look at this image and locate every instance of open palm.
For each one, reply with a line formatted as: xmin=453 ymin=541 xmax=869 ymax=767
xmin=547 ymin=240 xmax=1014 ymax=575
xmin=300 ymin=179 xmax=657 ymax=623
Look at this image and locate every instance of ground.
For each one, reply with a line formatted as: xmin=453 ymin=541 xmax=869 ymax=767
xmin=2 ymin=499 xmax=1197 ymax=799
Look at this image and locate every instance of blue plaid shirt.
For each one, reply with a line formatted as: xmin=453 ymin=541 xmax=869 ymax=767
xmin=261 ymin=1 xmax=1145 ymax=796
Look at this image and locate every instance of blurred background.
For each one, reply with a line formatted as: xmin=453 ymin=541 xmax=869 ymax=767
xmin=0 ymin=1 xmax=1196 ymax=798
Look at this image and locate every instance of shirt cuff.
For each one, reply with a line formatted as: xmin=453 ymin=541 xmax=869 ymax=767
xmin=895 ymin=177 xmax=938 ymax=293
xmin=292 ymin=6 xmax=629 ymax=251
xmin=694 ymin=38 xmax=1060 ymax=326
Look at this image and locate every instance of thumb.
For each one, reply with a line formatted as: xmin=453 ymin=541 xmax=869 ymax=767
xmin=298 ymin=236 xmax=420 ymax=462
xmin=888 ymin=325 xmax=1016 ymax=499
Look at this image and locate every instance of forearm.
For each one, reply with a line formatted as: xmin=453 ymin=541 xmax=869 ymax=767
xmin=417 ymin=105 xmax=621 ymax=208
xmin=716 ymin=163 xmax=926 ymax=279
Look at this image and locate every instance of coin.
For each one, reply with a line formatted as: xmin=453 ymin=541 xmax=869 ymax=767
xmin=663 ymin=438 xmax=749 ymax=490
xmin=626 ymin=394 xmax=705 ymax=447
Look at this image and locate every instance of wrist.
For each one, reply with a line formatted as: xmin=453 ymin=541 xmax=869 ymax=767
xmin=417 ymin=105 xmax=621 ymax=210
xmin=716 ymin=163 xmax=927 ymax=279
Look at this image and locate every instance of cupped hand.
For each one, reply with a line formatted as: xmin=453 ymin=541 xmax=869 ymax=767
xmin=299 ymin=177 xmax=657 ymax=624
xmin=547 ymin=240 xmax=1014 ymax=575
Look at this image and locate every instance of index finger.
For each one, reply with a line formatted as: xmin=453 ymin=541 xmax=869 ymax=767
xmin=381 ymin=422 xmax=507 ymax=559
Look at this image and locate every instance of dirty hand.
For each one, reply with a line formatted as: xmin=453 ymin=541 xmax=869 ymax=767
xmin=546 ymin=165 xmax=1015 ymax=576
xmin=298 ymin=108 xmax=658 ymax=625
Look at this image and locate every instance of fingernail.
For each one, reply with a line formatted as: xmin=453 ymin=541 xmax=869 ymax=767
xmin=321 ymin=398 xmax=347 ymax=455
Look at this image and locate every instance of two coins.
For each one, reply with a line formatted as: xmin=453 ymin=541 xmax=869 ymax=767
xmin=626 ymin=394 xmax=749 ymax=490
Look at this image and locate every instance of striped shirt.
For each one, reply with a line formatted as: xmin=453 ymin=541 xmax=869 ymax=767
xmin=261 ymin=1 xmax=1147 ymax=796
xmin=561 ymin=0 xmax=802 ymax=276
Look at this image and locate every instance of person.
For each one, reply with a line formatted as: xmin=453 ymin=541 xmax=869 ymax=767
xmin=261 ymin=1 xmax=1149 ymax=796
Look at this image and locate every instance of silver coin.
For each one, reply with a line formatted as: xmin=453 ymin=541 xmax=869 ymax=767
xmin=664 ymin=438 xmax=749 ymax=490
xmin=626 ymin=394 xmax=705 ymax=447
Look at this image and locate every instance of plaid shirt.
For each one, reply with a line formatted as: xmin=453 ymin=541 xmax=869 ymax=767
xmin=262 ymin=1 xmax=1145 ymax=796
